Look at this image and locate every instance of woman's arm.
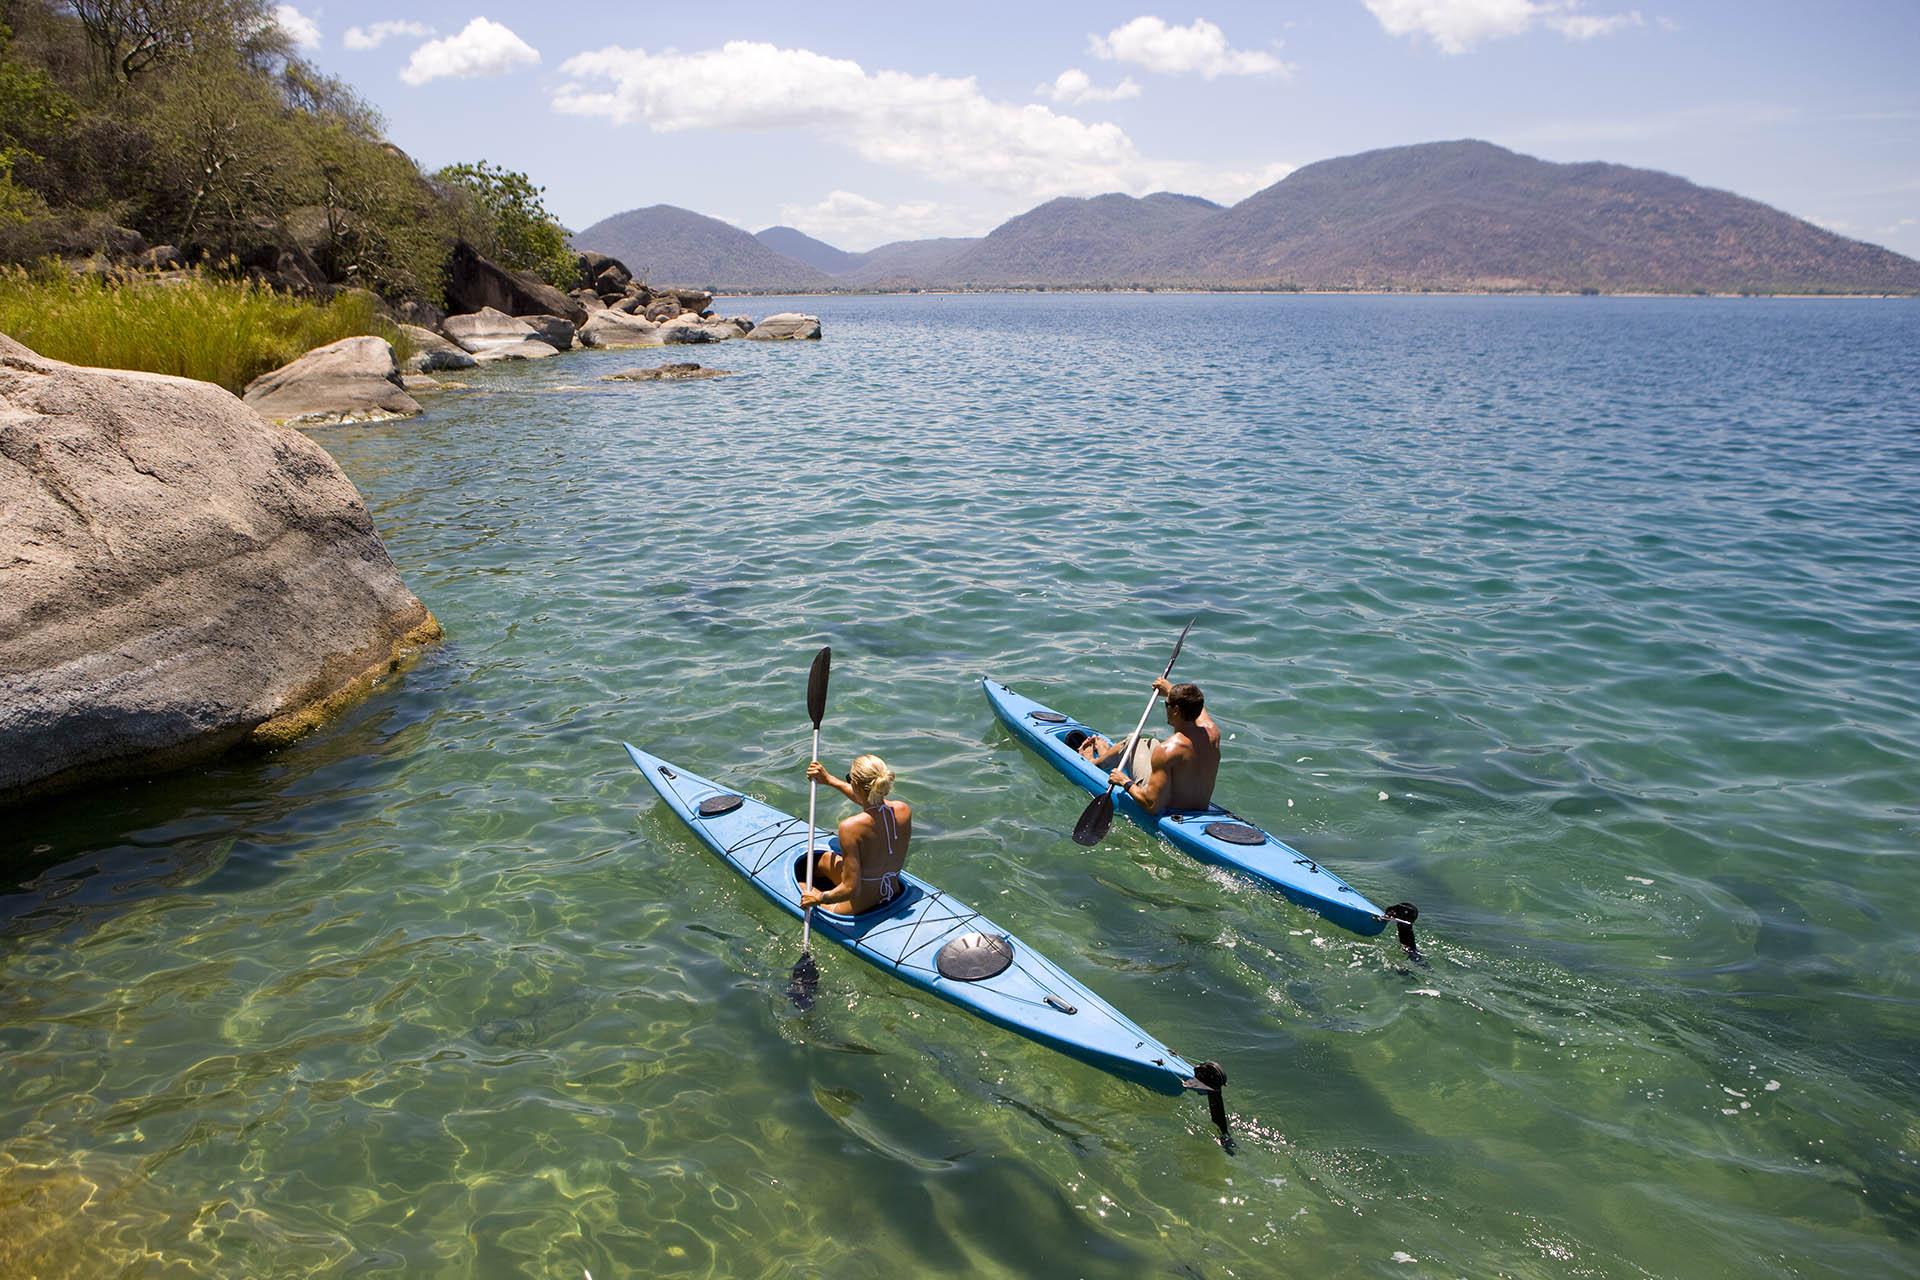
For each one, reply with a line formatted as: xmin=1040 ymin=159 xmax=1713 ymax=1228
xmin=806 ymin=759 xmax=860 ymax=803
xmin=801 ymin=819 xmax=863 ymax=908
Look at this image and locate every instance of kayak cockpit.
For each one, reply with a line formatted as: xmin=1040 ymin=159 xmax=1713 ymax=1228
xmin=788 ymin=850 xmax=923 ymax=924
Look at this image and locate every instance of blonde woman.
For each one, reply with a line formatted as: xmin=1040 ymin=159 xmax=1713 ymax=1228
xmin=801 ymin=754 xmax=912 ymax=915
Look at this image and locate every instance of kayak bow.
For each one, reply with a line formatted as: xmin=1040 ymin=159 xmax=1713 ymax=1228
xmin=983 ymin=679 xmax=1402 ymax=940
xmin=622 ymin=743 xmax=1229 ymax=1128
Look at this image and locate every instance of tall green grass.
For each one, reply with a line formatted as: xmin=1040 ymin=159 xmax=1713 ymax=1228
xmin=0 ymin=266 xmax=409 ymax=394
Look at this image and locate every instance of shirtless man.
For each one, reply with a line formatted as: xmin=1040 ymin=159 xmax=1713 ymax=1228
xmin=1075 ymin=678 xmax=1221 ymax=814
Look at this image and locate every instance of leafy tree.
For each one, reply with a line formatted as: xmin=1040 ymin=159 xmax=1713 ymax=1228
xmin=59 ymin=0 xmax=286 ymax=86
xmin=302 ymin=115 xmax=452 ymax=302
xmin=434 ymin=160 xmax=574 ymax=286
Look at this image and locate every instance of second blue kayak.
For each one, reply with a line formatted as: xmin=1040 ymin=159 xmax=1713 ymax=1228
xmin=983 ymin=679 xmax=1392 ymax=938
xmin=623 ymin=742 xmax=1224 ymax=1103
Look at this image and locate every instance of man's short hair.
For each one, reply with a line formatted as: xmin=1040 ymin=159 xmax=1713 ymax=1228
xmin=1167 ymin=682 xmax=1205 ymax=720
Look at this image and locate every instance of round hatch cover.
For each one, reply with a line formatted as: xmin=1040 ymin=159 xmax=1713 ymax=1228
xmin=696 ymin=793 xmax=744 ymax=817
xmin=1029 ymin=711 xmax=1068 ymax=723
xmin=1204 ymin=821 xmax=1266 ymax=845
xmin=937 ymin=931 xmax=1015 ymax=981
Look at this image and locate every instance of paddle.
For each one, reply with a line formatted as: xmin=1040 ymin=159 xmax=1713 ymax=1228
xmin=1073 ymin=618 xmax=1195 ymax=847
xmin=788 ymin=645 xmax=832 ymax=1009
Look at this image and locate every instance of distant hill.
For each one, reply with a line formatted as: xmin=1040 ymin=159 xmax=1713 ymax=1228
xmin=573 ymin=205 xmax=830 ymax=291
xmin=1145 ymin=141 xmax=1920 ymax=293
xmin=578 ymin=144 xmax=1920 ymax=294
xmin=939 ymin=192 xmax=1222 ymax=285
xmin=754 ymin=226 xmax=864 ymax=276
xmin=836 ymin=237 xmax=979 ymax=286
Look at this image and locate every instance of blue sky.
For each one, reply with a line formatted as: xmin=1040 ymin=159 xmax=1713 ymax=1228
xmin=274 ymin=2 xmax=1920 ymax=256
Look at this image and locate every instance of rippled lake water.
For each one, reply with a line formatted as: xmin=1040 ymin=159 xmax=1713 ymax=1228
xmin=4 ymin=294 xmax=1918 ymax=1277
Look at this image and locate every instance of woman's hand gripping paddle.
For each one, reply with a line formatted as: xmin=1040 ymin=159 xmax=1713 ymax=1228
xmin=1073 ymin=619 xmax=1195 ymax=847
xmin=789 ymin=646 xmax=832 ymax=1009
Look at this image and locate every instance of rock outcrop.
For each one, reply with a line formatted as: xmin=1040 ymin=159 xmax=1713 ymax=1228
xmin=577 ymin=312 xmax=663 ymax=348
xmin=242 ymin=336 xmax=422 ymax=426
xmin=0 ymin=334 xmax=440 ymax=807
xmin=602 ymin=362 xmax=732 ymax=382
xmin=522 ymin=315 xmax=576 ymax=351
xmin=442 ymin=308 xmax=560 ymax=361
xmin=746 ymin=312 xmax=823 ymax=340
xmin=445 ymin=240 xmax=588 ymax=326
xmin=399 ymin=325 xmax=477 ymax=373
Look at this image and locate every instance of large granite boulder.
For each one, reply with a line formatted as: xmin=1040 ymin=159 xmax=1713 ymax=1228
xmin=442 ymin=308 xmax=559 ymax=362
xmin=576 ymin=251 xmax=631 ymax=293
xmin=399 ymin=325 xmax=477 ymax=373
xmin=643 ymin=298 xmax=683 ymax=323
xmin=242 ymin=336 xmax=422 ymax=426
xmin=445 ymin=240 xmax=588 ymax=326
xmin=577 ymin=312 xmax=663 ymax=348
xmin=522 ymin=315 xmax=576 ymax=351
xmin=747 ymin=312 xmax=823 ymax=340
xmin=659 ymin=318 xmax=738 ymax=345
xmin=569 ymin=288 xmax=609 ymax=313
xmin=0 ymin=334 xmax=440 ymax=806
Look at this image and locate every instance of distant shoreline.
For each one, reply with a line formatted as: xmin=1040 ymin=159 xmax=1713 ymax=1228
xmin=712 ymin=287 xmax=1918 ymax=301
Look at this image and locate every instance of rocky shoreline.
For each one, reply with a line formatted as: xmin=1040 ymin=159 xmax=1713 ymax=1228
xmin=239 ymin=248 xmax=821 ymax=427
xmin=0 ymin=245 xmax=820 ymax=807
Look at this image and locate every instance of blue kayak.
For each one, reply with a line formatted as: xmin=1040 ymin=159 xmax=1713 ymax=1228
xmin=983 ymin=679 xmax=1395 ymax=939
xmin=623 ymin=743 xmax=1226 ymax=1106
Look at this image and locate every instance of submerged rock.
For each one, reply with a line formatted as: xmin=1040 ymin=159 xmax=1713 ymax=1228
xmin=747 ymin=312 xmax=822 ymax=340
xmin=602 ymin=362 xmax=732 ymax=382
xmin=0 ymin=334 xmax=440 ymax=807
xmin=242 ymin=335 xmax=422 ymax=426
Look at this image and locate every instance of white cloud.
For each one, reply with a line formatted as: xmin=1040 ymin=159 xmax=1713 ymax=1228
xmin=273 ymin=4 xmax=319 ymax=50
xmin=555 ymin=41 xmax=1173 ymax=199
xmin=777 ymin=190 xmax=971 ymax=247
xmin=555 ymin=39 xmax=1299 ymax=237
xmin=1200 ymin=160 xmax=1298 ymax=204
xmin=345 ymin=20 xmax=434 ymax=52
xmin=1042 ymin=68 xmax=1143 ymax=104
xmin=1363 ymin=1 xmax=1643 ymax=54
xmin=400 ymin=18 xmax=540 ymax=86
xmin=1089 ymin=16 xmax=1288 ymax=78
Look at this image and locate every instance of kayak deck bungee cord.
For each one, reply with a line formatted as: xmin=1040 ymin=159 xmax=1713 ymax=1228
xmin=622 ymin=743 xmax=1232 ymax=1140
xmin=982 ymin=680 xmax=1419 ymax=950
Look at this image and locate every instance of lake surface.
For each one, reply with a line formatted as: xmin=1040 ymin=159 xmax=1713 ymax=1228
xmin=4 ymin=294 xmax=1918 ymax=1278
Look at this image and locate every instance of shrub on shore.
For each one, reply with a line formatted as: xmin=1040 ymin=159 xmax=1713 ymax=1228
xmin=0 ymin=266 xmax=408 ymax=393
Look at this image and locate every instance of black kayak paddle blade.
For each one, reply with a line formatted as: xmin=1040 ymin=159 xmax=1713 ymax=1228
xmin=787 ymin=949 xmax=819 ymax=1009
xmin=807 ymin=647 xmax=831 ymax=729
xmin=1073 ymin=790 xmax=1116 ymax=847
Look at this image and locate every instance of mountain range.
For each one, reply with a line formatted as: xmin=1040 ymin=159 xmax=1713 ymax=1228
xmin=571 ymin=141 xmax=1920 ymax=295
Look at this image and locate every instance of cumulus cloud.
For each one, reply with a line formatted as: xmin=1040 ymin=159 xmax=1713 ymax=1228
xmin=777 ymin=191 xmax=969 ymax=247
xmin=1042 ymin=68 xmax=1143 ymax=104
xmin=345 ymin=20 xmax=434 ymax=51
xmin=400 ymin=18 xmax=540 ymax=86
xmin=1363 ymin=1 xmax=1643 ymax=54
xmin=273 ymin=4 xmax=319 ymax=50
xmin=554 ymin=39 xmax=1301 ymax=238
xmin=1089 ymin=16 xmax=1287 ymax=78
xmin=555 ymin=41 xmax=1175 ymax=198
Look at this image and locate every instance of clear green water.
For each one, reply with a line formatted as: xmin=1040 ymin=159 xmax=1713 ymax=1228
xmin=4 ymin=295 xmax=1918 ymax=1277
